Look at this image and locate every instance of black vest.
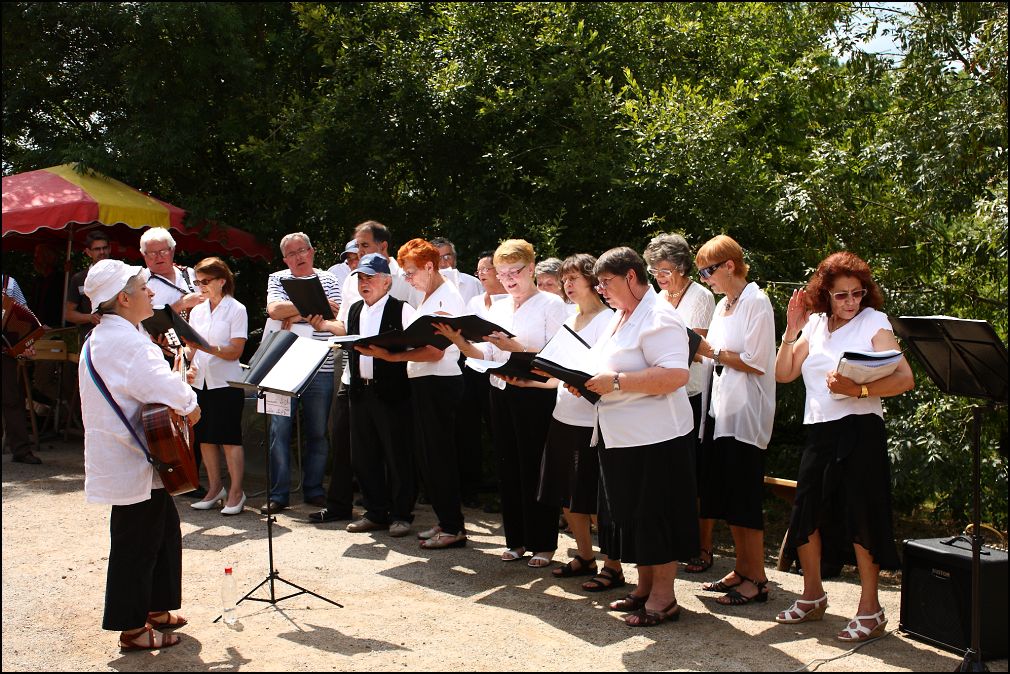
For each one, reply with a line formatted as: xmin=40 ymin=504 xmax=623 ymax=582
xmin=347 ymin=296 xmax=410 ymax=402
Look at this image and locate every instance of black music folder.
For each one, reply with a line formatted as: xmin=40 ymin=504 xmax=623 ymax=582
xmin=280 ymin=275 xmax=335 ymax=320
xmin=142 ymin=304 xmax=211 ymax=351
xmin=330 ymin=314 xmax=514 ymax=352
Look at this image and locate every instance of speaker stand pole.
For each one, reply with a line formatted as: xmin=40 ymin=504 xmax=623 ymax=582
xmin=957 ymin=405 xmax=988 ymax=672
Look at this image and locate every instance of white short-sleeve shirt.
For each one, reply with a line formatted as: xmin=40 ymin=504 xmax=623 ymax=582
xmin=801 ymin=308 xmax=893 ymax=424
xmin=673 ymin=281 xmax=716 ymax=397
xmin=705 ymin=282 xmax=776 ymax=449
xmin=479 ymin=291 xmax=569 ymax=389
xmin=406 ymin=280 xmax=465 ymax=379
xmin=188 ymin=295 xmax=249 ymax=390
xmin=593 ymin=287 xmax=694 ymax=448
xmin=552 ymin=308 xmax=614 ymax=428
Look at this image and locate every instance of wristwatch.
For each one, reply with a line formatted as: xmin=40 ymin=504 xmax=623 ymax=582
xmin=859 ymin=385 xmax=869 ymax=399
xmin=612 ymin=373 xmax=621 ymax=391
xmin=712 ymin=348 xmax=722 ymax=366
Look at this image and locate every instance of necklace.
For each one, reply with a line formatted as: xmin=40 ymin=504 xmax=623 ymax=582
xmin=667 ymin=279 xmax=691 ymax=301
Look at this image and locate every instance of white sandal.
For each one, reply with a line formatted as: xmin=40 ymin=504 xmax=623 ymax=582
xmin=837 ymin=608 xmax=887 ymax=642
xmin=775 ymin=594 xmax=828 ymax=624
xmin=527 ymin=553 xmax=554 ymax=568
xmin=501 ymin=547 xmax=526 ymax=562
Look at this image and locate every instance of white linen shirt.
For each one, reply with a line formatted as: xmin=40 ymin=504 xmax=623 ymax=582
xmin=706 ymin=281 xmax=776 ymax=449
xmin=143 ymin=266 xmax=196 ymax=308
xmin=479 ymin=291 xmax=569 ymax=390
xmin=552 ymin=308 xmax=614 ymax=428
xmin=80 ymin=314 xmax=198 ymax=505
xmin=440 ymin=268 xmax=483 ymax=304
xmin=406 ymin=280 xmax=464 ymax=379
xmin=801 ymin=308 xmax=892 ymax=424
xmin=593 ymin=287 xmax=693 ymax=448
xmin=188 ymin=295 xmax=249 ymax=390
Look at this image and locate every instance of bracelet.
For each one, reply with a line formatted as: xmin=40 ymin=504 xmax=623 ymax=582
xmin=782 ymin=332 xmax=799 ymax=346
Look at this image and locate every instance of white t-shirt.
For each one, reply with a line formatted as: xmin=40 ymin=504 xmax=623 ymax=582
xmin=801 ymin=308 xmax=893 ymax=424
xmin=479 ymin=291 xmax=569 ymax=390
xmin=706 ymin=282 xmax=776 ymax=449
xmin=593 ymin=287 xmax=694 ymax=448
xmin=406 ymin=280 xmax=465 ymax=379
xmin=552 ymin=308 xmax=614 ymax=428
xmin=188 ymin=295 xmax=248 ymax=390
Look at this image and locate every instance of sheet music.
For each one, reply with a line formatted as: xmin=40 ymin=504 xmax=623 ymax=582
xmin=535 ymin=324 xmax=599 ymax=375
xmin=463 ymin=357 xmax=508 ymax=374
xmin=831 ymin=349 xmax=903 ymax=399
xmin=257 ymin=335 xmax=331 ymax=395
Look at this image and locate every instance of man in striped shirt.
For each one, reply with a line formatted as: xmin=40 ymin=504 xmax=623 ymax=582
xmin=261 ymin=232 xmax=341 ymax=514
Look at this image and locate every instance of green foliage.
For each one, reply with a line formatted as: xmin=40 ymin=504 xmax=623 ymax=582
xmin=3 ymin=1 xmax=1006 ymax=526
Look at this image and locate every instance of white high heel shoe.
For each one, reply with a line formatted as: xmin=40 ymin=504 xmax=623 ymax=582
xmin=221 ymin=493 xmax=247 ymax=516
xmin=190 ymin=487 xmax=227 ymax=510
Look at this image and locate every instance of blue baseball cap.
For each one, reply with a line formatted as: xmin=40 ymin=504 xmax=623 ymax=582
xmin=349 ymin=253 xmax=390 ymax=277
xmin=339 ymin=239 xmax=359 ymax=261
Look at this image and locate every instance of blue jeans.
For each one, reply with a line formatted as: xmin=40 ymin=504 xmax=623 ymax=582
xmin=267 ymin=372 xmax=334 ymax=505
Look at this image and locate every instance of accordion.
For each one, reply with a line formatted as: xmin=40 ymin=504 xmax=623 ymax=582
xmin=2 ymin=294 xmax=46 ymax=357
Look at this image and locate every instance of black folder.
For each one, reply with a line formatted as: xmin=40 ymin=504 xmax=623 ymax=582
xmin=142 ymin=304 xmax=211 ymax=351
xmin=338 ymin=314 xmax=514 ymax=352
xmin=280 ymin=275 xmax=335 ymax=320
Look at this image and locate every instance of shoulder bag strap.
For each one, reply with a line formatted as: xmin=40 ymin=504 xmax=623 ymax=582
xmin=81 ymin=338 xmax=157 ymax=466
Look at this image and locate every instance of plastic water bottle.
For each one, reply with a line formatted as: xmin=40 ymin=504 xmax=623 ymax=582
xmin=221 ymin=567 xmax=238 ymax=625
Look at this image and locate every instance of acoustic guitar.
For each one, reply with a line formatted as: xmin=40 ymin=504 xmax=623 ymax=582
xmin=141 ymin=329 xmax=199 ymax=495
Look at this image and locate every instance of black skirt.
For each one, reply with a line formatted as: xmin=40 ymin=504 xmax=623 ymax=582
xmin=194 ymin=385 xmax=244 ymax=446
xmin=698 ymin=436 xmax=764 ymax=530
xmin=785 ymin=414 xmax=900 ymax=570
xmin=537 ymin=420 xmax=598 ymax=514
xmin=596 ymin=433 xmax=699 ymax=566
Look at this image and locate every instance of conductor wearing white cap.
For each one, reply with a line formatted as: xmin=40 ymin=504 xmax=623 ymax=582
xmin=78 ymin=259 xmax=201 ymax=652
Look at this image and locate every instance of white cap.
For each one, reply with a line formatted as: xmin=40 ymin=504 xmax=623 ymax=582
xmin=84 ymin=259 xmax=144 ymax=312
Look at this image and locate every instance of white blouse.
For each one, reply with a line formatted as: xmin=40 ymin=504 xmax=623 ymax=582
xmin=406 ymin=280 xmax=465 ymax=379
xmin=465 ymin=293 xmax=508 ymax=319
xmin=552 ymin=307 xmax=615 ymax=428
xmin=706 ymin=282 xmax=776 ymax=449
xmin=673 ymin=281 xmax=716 ymax=397
xmin=594 ymin=287 xmax=694 ymax=448
xmin=80 ymin=315 xmax=198 ymax=505
xmin=801 ymin=308 xmax=893 ymax=424
xmin=479 ymin=291 xmax=569 ymax=390
xmin=188 ymin=295 xmax=248 ymax=390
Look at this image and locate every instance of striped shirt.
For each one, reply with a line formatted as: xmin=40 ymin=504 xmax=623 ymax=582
xmin=266 ymin=268 xmax=341 ymax=372
xmin=2 ymin=275 xmax=28 ymax=306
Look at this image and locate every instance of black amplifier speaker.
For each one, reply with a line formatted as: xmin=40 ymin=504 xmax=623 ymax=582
xmin=900 ymin=537 xmax=1008 ymax=658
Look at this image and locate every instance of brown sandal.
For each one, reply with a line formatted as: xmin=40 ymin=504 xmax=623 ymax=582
xmin=609 ymin=593 xmax=648 ymax=612
xmin=119 ymin=625 xmax=181 ymax=651
xmin=147 ymin=611 xmax=188 ymax=629
xmin=625 ymin=600 xmax=681 ymax=626
xmin=684 ymin=549 xmax=713 ymax=573
xmin=581 ymin=566 xmax=626 ymax=592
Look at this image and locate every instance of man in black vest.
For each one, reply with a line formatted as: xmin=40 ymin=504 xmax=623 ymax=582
xmin=309 ymin=253 xmax=416 ymax=537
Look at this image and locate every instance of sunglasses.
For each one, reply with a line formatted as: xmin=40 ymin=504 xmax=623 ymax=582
xmin=193 ymin=278 xmax=219 ymax=287
xmin=698 ymin=261 xmax=727 ymax=279
xmin=830 ymin=288 xmax=868 ymax=302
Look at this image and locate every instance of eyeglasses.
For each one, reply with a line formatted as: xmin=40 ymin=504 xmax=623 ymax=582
xmin=594 ymin=275 xmax=622 ymax=292
xmin=647 ymin=267 xmax=674 ymax=279
xmin=698 ymin=261 xmax=727 ymax=279
xmin=440 ymin=253 xmax=454 ymax=261
xmin=402 ymin=268 xmax=422 ymax=280
xmin=193 ymin=278 xmax=219 ymax=287
xmin=283 ymin=247 xmax=312 ymax=259
xmin=144 ymin=248 xmax=173 ymax=258
xmin=476 ymin=267 xmax=494 ymax=277
xmin=496 ymin=264 xmax=527 ymax=281
xmin=561 ymin=274 xmax=583 ymax=286
xmin=831 ymin=288 xmax=868 ymax=302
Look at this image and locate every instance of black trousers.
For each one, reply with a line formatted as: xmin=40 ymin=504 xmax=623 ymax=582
xmin=454 ymin=362 xmax=492 ymax=499
xmin=490 ymin=384 xmax=558 ymax=552
xmin=324 ymin=381 xmax=353 ymax=517
xmin=103 ymin=489 xmax=182 ymax=630
xmin=412 ymin=375 xmax=465 ymax=534
xmin=349 ymin=387 xmax=414 ymax=524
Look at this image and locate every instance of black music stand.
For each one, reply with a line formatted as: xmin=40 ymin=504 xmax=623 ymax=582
xmin=890 ymin=316 xmax=1008 ymax=671
xmin=219 ymin=336 xmax=342 ymax=620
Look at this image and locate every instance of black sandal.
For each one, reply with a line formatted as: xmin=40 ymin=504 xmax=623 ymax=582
xmin=582 ymin=566 xmax=626 ymax=592
xmin=716 ymin=576 xmax=770 ymax=606
xmin=684 ymin=549 xmax=713 ymax=573
xmin=552 ymin=555 xmax=597 ymax=578
xmin=609 ymin=593 xmax=648 ymax=612
xmin=702 ymin=570 xmax=743 ymax=593
xmin=625 ymin=600 xmax=681 ymax=626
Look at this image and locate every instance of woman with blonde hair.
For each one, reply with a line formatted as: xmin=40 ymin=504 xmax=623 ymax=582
xmin=695 ymin=235 xmax=776 ymax=606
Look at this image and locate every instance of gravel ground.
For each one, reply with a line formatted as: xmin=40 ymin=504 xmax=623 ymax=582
xmin=3 ymin=441 xmax=1007 ymax=672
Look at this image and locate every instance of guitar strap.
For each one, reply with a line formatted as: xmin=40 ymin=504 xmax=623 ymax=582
xmin=81 ymin=337 xmax=159 ymax=467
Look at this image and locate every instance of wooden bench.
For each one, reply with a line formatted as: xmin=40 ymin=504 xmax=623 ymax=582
xmin=764 ymin=476 xmax=798 ymax=571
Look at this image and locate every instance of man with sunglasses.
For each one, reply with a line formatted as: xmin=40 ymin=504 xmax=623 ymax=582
xmin=66 ymin=230 xmax=114 ymax=341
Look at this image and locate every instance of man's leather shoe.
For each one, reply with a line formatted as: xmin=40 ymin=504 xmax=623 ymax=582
xmin=346 ymin=516 xmax=386 ymax=533
xmin=260 ymin=500 xmax=288 ymax=515
xmin=304 ymin=495 xmax=327 ymax=507
xmin=12 ymin=452 xmax=42 ymax=465
xmin=309 ymin=508 xmax=352 ymax=524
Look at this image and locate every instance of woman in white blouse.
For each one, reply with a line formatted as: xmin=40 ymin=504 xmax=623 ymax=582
xmin=536 ymin=254 xmax=614 ymax=582
xmin=574 ymin=247 xmax=697 ymax=626
xmin=643 ymin=233 xmax=716 ymax=574
xmin=185 ymin=258 xmax=249 ymax=515
xmin=773 ymin=252 xmax=913 ymax=642
xmin=694 ymin=235 xmax=775 ymax=606
xmin=359 ymin=239 xmax=469 ymax=549
xmin=438 ymin=239 xmax=568 ymax=567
